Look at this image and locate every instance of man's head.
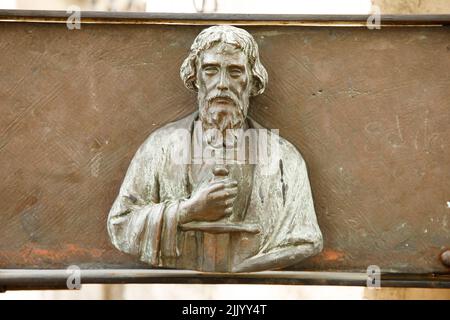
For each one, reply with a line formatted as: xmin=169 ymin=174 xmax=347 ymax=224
xmin=180 ymin=25 xmax=268 ymax=133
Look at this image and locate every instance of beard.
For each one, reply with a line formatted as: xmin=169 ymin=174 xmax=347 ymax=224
xmin=198 ymin=92 xmax=247 ymax=133
xmin=198 ymin=93 xmax=248 ymax=148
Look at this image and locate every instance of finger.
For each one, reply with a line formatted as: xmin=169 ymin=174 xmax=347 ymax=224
xmin=207 ymin=177 xmax=235 ymax=189
xmin=211 ymin=196 xmax=236 ymax=208
xmin=210 ymin=188 xmax=238 ymax=201
xmin=213 ymin=177 xmax=236 ymax=186
xmin=212 ymin=203 xmax=234 ymax=214
xmin=210 ymin=186 xmax=237 ymax=196
xmin=224 ymin=198 xmax=235 ymax=207
xmin=207 ymin=181 xmax=226 ymax=193
xmin=223 ymin=180 xmax=238 ymax=188
xmin=224 ymin=188 xmax=238 ymax=199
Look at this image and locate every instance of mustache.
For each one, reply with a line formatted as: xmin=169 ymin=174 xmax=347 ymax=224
xmin=206 ymin=92 xmax=239 ymax=106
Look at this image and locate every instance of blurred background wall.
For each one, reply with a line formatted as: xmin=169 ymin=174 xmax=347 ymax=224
xmin=373 ymin=0 xmax=450 ymax=13
xmin=2 ymin=0 xmax=450 ymax=13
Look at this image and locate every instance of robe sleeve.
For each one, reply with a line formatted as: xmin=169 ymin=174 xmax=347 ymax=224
xmin=107 ymin=133 xmax=181 ymax=267
xmin=233 ymin=141 xmax=323 ymax=272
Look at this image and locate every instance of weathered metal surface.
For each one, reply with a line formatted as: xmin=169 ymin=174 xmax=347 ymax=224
xmin=0 ymin=16 xmax=449 ymax=278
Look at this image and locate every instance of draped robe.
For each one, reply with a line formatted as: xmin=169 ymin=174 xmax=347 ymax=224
xmin=107 ymin=112 xmax=323 ymax=272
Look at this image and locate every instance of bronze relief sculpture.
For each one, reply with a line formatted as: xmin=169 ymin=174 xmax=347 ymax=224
xmin=107 ymin=25 xmax=323 ymax=272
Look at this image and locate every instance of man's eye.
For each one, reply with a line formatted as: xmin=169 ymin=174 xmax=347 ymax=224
xmin=229 ymin=69 xmax=243 ymax=77
xmin=204 ymin=67 xmax=218 ymax=75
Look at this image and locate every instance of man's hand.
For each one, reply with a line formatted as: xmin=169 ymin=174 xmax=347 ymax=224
xmin=179 ymin=178 xmax=238 ymax=224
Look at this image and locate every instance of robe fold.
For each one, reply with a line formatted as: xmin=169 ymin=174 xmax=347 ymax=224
xmin=107 ymin=112 xmax=323 ymax=272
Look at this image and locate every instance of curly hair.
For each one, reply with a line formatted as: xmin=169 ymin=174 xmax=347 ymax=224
xmin=180 ymin=25 xmax=268 ymax=97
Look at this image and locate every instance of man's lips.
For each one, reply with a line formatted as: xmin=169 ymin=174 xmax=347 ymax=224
xmin=211 ymin=96 xmax=234 ymax=104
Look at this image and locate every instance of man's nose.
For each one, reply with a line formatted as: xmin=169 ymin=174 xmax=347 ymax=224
xmin=216 ymin=71 xmax=229 ymax=91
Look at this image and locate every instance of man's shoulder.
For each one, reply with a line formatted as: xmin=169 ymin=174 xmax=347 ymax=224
xmin=248 ymin=117 xmax=305 ymax=165
xmin=276 ymin=135 xmax=306 ymax=171
xmin=139 ymin=112 xmax=196 ymax=150
xmin=153 ymin=112 xmax=196 ymax=136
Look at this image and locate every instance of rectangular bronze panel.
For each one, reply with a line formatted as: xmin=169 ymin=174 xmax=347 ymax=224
xmin=0 ymin=12 xmax=449 ymax=285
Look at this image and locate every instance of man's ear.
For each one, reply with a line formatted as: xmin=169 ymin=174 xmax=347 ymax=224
xmin=250 ymin=76 xmax=262 ymax=96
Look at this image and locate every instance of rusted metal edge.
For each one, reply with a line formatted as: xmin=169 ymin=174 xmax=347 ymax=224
xmin=0 ymin=10 xmax=449 ymax=26
xmin=0 ymin=269 xmax=449 ymax=291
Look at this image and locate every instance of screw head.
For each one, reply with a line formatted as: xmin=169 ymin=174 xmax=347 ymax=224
xmin=441 ymin=250 xmax=450 ymax=267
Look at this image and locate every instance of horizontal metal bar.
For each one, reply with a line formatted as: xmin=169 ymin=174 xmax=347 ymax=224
xmin=0 ymin=10 xmax=449 ymax=26
xmin=0 ymin=269 xmax=449 ymax=291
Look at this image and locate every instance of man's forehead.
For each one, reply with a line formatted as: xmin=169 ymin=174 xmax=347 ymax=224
xmin=199 ymin=43 xmax=248 ymax=65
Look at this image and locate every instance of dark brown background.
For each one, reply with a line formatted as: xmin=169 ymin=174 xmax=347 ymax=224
xmin=0 ymin=22 xmax=449 ymax=273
